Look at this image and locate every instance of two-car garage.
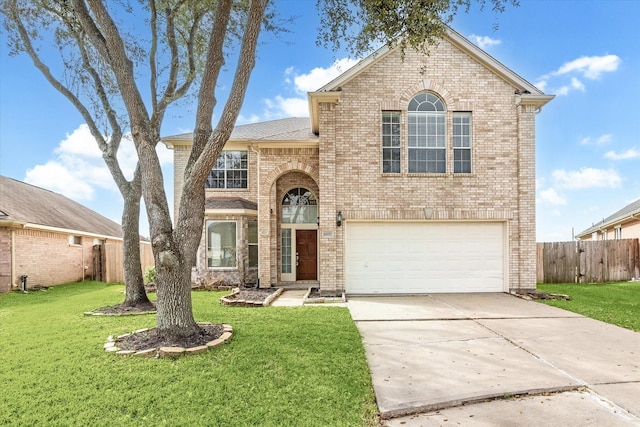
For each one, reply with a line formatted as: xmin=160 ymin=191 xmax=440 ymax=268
xmin=345 ymin=221 xmax=507 ymax=294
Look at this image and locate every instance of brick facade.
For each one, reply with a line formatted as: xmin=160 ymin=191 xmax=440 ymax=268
xmin=0 ymin=226 xmax=121 ymax=291
xmin=169 ymin=31 xmax=551 ymax=293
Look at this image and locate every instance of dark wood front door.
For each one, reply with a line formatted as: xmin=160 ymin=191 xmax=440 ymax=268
xmin=296 ymin=230 xmax=317 ymax=280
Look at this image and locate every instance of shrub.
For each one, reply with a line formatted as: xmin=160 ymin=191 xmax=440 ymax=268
xmin=143 ymin=266 xmax=156 ymax=284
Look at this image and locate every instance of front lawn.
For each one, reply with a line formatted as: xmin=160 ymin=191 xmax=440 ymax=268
xmin=0 ymin=282 xmax=378 ymax=426
xmin=537 ymin=281 xmax=640 ymax=332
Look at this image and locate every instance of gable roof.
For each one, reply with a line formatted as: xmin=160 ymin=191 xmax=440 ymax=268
xmin=308 ymin=27 xmax=554 ymax=134
xmin=576 ymin=198 xmax=640 ymax=238
xmin=0 ymin=175 xmax=123 ymax=239
xmin=162 ymin=117 xmax=317 ymax=148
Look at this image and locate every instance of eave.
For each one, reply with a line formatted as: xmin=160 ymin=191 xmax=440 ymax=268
xmin=308 ymin=91 xmax=342 ymax=135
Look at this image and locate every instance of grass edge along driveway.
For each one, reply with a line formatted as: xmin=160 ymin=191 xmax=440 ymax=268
xmin=537 ymin=281 xmax=640 ymax=332
xmin=0 ymin=282 xmax=379 ymax=426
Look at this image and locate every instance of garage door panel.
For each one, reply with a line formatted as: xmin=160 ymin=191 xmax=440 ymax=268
xmin=345 ymin=222 xmax=506 ymax=294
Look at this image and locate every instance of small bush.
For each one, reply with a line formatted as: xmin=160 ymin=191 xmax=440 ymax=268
xmin=143 ymin=266 xmax=156 ymax=284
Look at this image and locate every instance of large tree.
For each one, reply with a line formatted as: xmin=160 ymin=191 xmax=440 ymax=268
xmin=2 ymin=0 xmax=515 ymax=339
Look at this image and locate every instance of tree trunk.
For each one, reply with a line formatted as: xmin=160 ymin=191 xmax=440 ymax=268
xmin=120 ymin=189 xmax=151 ymax=307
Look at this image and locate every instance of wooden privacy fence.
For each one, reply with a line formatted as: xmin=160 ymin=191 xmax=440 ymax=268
xmin=537 ymin=238 xmax=640 ymax=283
xmin=93 ymin=241 xmax=154 ymax=283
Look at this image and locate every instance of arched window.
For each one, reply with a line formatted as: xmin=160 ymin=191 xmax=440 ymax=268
xmin=281 ymin=188 xmax=318 ymax=224
xmin=408 ymin=92 xmax=446 ymax=173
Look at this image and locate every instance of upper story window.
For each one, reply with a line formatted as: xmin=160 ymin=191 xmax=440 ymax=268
xmin=408 ymin=92 xmax=446 ymax=173
xmin=282 ymin=188 xmax=318 ymax=224
xmin=205 ymin=151 xmax=248 ymax=189
xmin=453 ymin=112 xmax=472 ymax=174
xmin=382 ymin=111 xmax=401 ymax=174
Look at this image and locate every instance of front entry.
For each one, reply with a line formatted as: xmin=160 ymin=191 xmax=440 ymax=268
xmin=296 ymin=230 xmax=317 ymax=280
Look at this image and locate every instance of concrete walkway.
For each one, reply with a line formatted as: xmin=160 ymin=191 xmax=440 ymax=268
xmin=347 ymin=294 xmax=640 ymax=426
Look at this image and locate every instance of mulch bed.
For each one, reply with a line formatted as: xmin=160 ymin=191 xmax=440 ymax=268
xmin=220 ymin=287 xmax=280 ymax=306
xmin=516 ymin=291 xmax=572 ymax=300
xmin=91 ymin=302 xmax=156 ymax=315
xmin=115 ymin=324 xmax=224 ymax=351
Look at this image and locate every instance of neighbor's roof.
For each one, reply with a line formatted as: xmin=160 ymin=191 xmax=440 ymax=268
xmin=162 ymin=117 xmax=316 ymax=148
xmin=576 ymin=198 xmax=640 ymax=238
xmin=0 ymin=175 xmax=123 ymax=239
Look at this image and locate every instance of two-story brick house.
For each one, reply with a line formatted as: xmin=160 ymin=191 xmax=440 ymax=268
xmin=163 ymin=28 xmax=553 ymax=295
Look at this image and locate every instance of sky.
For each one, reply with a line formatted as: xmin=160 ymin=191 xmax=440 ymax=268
xmin=1 ymin=0 xmax=639 ymax=241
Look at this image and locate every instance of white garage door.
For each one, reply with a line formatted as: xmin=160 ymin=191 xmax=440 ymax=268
xmin=345 ymin=222 xmax=506 ymax=294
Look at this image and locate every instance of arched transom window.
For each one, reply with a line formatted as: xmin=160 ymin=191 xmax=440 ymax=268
xmin=408 ymin=92 xmax=446 ymax=173
xmin=281 ymin=188 xmax=318 ymax=224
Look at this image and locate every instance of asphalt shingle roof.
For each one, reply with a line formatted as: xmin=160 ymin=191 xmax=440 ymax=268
xmin=164 ymin=117 xmax=316 ymax=142
xmin=0 ymin=175 xmax=123 ymax=238
xmin=577 ymin=198 xmax=640 ymax=237
xmin=205 ymin=197 xmax=257 ymax=211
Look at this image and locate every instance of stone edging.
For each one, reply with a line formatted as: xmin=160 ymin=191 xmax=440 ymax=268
xmin=104 ymin=322 xmax=233 ymax=358
xmin=219 ymin=287 xmax=283 ymax=306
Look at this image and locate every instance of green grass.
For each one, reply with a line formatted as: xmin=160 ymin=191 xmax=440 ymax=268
xmin=537 ymin=281 xmax=640 ymax=332
xmin=0 ymin=282 xmax=378 ymax=426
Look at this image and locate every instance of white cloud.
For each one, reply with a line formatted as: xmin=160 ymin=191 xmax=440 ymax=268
xmin=292 ymin=58 xmax=359 ymax=94
xmin=580 ymin=134 xmax=613 ymax=145
xmin=604 ymin=147 xmax=640 ymax=160
xmin=538 ymin=188 xmax=567 ymax=205
xmin=552 ymin=55 xmax=621 ymax=80
xmin=537 ymin=54 xmax=620 ymax=96
xmin=263 ymin=96 xmax=309 ymax=119
xmin=468 ymin=34 xmax=502 ymax=50
xmin=24 ymin=124 xmax=172 ymax=201
xmin=261 ymin=58 xmax=359 ymax=119
xmin=552 ymin=167 xmax=622 ymax=190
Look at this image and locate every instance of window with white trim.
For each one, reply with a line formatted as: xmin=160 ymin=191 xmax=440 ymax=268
xmin=614 ymin=226 xmax=622 ymax=240
xmin=206 ymin=221 xmax=237 ymax=268
xmin=408 ymin=92 xmax=446 ymax=173
xmin=453 ymin=112 xmax=472 ymax=173
xmin=382 ymin=111 xmax=401 ymax=173
xmin=205 ymin=151 xmax=248 ymax=189
xmin=248 ymin=219 xmax=258 ymax=268
xmin=281 ymin=188 xmax=318 ymax=224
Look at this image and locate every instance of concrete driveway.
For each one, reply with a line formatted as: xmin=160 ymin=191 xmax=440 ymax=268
xmin=347 ymin=293 xmax=640 ymax=426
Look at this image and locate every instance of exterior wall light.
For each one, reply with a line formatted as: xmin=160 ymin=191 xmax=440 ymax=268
xmin=336 ymin=211 xmax=343 ymax=227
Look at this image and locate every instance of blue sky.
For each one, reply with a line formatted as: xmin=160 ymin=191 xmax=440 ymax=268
xmin=1 ymin=0 xmax=639 ymax=241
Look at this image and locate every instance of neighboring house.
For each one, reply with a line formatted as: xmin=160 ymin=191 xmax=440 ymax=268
xmin=163 ymin=28 xmax=554 ymax=295
xmin=576 ymin=198 xmax=640 ymax=241
xmin=0 ymin=176 xmax=135 ymax=292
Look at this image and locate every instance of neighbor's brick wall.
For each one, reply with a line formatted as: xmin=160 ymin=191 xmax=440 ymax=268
xmin=0 ymin=228 xmax=11 ymax=293
xmin=13 ymin=228 xmax=96 ymax=288
xmin=317 ymin=38 xmax=538 ymax=291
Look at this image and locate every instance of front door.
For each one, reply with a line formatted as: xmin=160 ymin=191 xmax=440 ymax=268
xmin=296 ymin=230 xmax=317 ymax=280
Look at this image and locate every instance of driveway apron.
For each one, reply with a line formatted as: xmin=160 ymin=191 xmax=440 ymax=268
xmin=347 ymin=293 xmax=640 ymax=424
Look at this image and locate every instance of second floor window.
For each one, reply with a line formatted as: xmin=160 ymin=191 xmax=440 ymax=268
xmin=453 ymin=112 xmax=472 ymax=173
xmin=205 ymin=151 xmax=248 ymax=189
xmin=382 ymin=111 xmax=401 ymax=173
xmin=408 ymin=92 xmax=446 ymax=173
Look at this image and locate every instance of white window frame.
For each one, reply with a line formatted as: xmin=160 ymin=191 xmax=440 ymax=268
xmin=453 ymin=112 xmax=472 ymax=174
xmin=206 ymin=220 xmax=238 ymax=269
xmin=382 ymin=111 xmax=401 ymax=174
xmin=408 ymin=92 xmax=446 ymax=174
xmin=205 ymin=151 xmax=248 ymax=189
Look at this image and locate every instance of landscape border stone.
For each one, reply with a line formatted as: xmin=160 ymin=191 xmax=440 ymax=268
xmin=219 ymin=287 xmax=283 ymax=306
xmin=104 ymin=322 xmax=233 ymax=359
